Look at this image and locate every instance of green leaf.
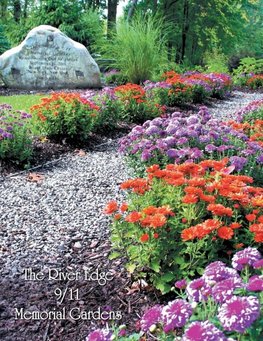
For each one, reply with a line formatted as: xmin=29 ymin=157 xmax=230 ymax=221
xmin=108 ymin=251 xmax=121 ymax=260
xmin=126 ymin=263 xmax=136 ymax=273
xmin=155 ymin=281 xmax=171 ymax=294
xmin=150 ymin=260 xmax=160 ymax=273
xmin=161 ymin=272 xmax=175 ymax=282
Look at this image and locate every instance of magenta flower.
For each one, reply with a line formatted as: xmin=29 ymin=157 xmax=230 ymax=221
xmin=174 ymin=279 xmax=187 ymax=289
xmin=182 ymin=321 xmax=228 ymax=341
xmin=253 ymin=259 xmax=263 ymax=269
xmin=212 ymin=277 xmax=244 ymax=303
xmin=87 ymin=329 xmax=112 ymax=341
xmin=218 ymin=296 xmax=260 ymax=333
xmin=247 ymin=275 xmax=263 ymax=292
xmin=232 ymin=247 xmax=261 ymax=271
xmin=203 ymin=261 xmax=238 ymax=283
xmin=161 ymin=299 xmax=193 ymax=333
xmin=140 ymin=305 xmax=162 ymax=332
xmin=186 ymin=277 xmax=212 ymax=302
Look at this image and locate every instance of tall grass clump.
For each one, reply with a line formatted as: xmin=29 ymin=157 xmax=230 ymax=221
xmin=108 ymin=14 xmax=167 ymax=84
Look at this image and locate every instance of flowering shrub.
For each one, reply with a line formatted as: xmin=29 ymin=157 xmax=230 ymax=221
xmin=235 ymin=100 xmax=263 ymax=123
xmin=30 ymin=93 xmax=99 ymax=142
xmin=149 ymin=71 xmax=232 ymax=106
xmin=247 ymin=74 xmax=263 ymax=89
xmin=104 ymin=159 xmax=263 ymax=292
xmin=113 ymin=83 xmax=165 ymax=123
xmin=81 ymin=87 xmax=122 ymax=132
xmin=119 ymin=107 xmax=263 ymax=184
xmin=87 ymin=248 xmax=263 ymax=340
xmin=0 ymin=104 xmax=33 ymax=164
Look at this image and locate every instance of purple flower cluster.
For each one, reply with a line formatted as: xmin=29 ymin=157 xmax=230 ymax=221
xmin=86 ymin=248 xmax=262 ymax=340
xmin=0 ymin=104 xmax=32 ymax=140
xmin=232 ymin=247 xmax=262 ymax=271
xmin=182 ymin=321 xmax=228 ymax=341
xmin=119 ymin=106 xmax=263 ymax=174
xmin=235 ymin=100 xmax=263 ymax=122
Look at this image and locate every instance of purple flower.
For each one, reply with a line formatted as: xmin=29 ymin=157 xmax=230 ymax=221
xmin=247 ymin=275 xmax=263 ymax=292
xmin=229 ymin=156 xmax=248 ymax=172
xmin=205 ymin=144 xmax=217 ymax=153
xmin=141 ymin=149 xmax=152 ymax=161
xmin=174 ymin=279 xmax=187 ymax=289
xmin=161 ymin=299 xmax=193 ymax=332
xmin=182 ymin=321 xmax=228 ymax=341
xmin=232 ymin=247 xmax=261 ymax=271
xmin=186 ymin=277 xmax=212 ymax=302
xmin=253 ymin=259 xmax=263 ymax=269
xmin=140 ymin=305 xmax=162 ymax=331
xmin=256 ymin=154 xmax=263 ymax=165
xmin=203 ymin=261 xmax=238 ymax=283
xmin=212 ymin=276 xmax=244 ymax=303
xmin=86 ymin=329 xmax=113 ymax=341
xmin=167 ymin=149 xmax=178 ymax=159
xmin=177 ymin=137 xmax=188 ymax=145
xmin=218 ymin=296 xmax=260 ymax=333
xmin=145 ymin=126 xmax=161 ymax=135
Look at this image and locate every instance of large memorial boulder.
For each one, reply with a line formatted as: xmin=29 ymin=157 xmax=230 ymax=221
xmin=0 ymin=25 xmax=101 ymax=89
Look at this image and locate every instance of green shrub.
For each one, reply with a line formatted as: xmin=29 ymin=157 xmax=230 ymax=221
xmin=0 ymin=104 xmax=33 ymax=165
xmin=107 ymin=14 xmax=167 ymax=84
xmin=30 ymin=93 xmax=99 ymax=143
xmin=204 ymin=48 xmax=229 ymax=73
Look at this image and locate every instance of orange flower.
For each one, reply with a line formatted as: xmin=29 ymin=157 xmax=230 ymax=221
xmin=156 ymin=206 xmax=174 ymax=216
xmin=182 ymin=218 xmax=188 ymax=224
xmin=181 ymin=227 xmax=196 ymax=241
xmin=142 ymin=206 xmax=157 ymax=215
xmin=254 ymin=233 xmax=263 ymax=243
xmin=249 ymin=223 xmax=263 ymax=233
xmin=120 ymin=202 xmax=128 ymax=212
xmin=114 ymin=213 xmax=122 ymax=220
xmin=207 ymin=204 xmax=233 ymax=217
xmin=182 ymin=194 xmax=198 ymax=204
xmin=217 ymin=226 xmax=234 ymax=240
xmin=140 ymin=233 xmax=149 ymax=242
xmin=246 ymin=214 xmax=256 ymax=222
xmin=234 ymin=243 xmax=244 ymax=249
xmin=153 ymin=233 xmax=159 ymax=239
xmin=104 ymin=201 xmax=118 ymax=214
xmin=150 ymin=214 xmax=167 ymax=228
xmin=199 ymin=194 xmax=216 ymax=203
xmin=125 ymin=211 xmax=142 ymax=223
xmin=258 ymin=216 xmax=263 ymax=223
xmin=229 ymin=222 xmax=241 ymax=229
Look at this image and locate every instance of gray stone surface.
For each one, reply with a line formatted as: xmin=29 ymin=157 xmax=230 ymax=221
xmin=0 ymin=25 xmax=101 ymax=89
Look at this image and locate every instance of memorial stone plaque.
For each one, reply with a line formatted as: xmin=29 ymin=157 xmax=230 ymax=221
xmin=0 ymin=25 xmax=101 ymax=89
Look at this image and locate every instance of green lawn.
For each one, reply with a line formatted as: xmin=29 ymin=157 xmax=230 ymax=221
xmin=0 ymin=94 xmax=48 ymax=112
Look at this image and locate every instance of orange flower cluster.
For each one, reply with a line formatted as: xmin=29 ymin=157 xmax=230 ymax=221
xmin=227 ymin=119 xmax=263 ymax=146
xmin=114 ymin=83 xmax=146 ymax=104
xmin=120 ymin=178 xmax=150 ymax=194
xmin=247 ymin=74 xmax=263 ymax=86
xmin=146 ymin=160 xmax=263 ymax=242
xmin=30 ymin=92 xmax=99 ymax=121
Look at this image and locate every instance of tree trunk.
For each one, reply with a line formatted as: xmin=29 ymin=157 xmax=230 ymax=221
xmin=107 ymin=0 xmax=118 ymax=37
xmin=23 ymin=0 xmax=29 ymax=18
xmin=13 ymin=0 xmax=22 ymax=22
xmin=127 ymin=0 xmax=138 ymax=21
xmin=181 ymin=0 xmax=189 ymax=62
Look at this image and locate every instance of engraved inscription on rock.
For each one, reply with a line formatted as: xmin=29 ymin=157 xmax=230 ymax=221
xmin=0 ymin=25 xmax=101 ymax=89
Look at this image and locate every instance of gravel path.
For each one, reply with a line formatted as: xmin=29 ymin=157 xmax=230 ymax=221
xmin=0 ymin=90 xmax=262 ymax=340
xmin=207 ymin=90 xmax=262 ymax=120
xmin=0 ymin=139 xmax=129 ymax=279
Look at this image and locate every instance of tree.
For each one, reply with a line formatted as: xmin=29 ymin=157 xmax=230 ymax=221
xmin=107 ymin=0 xmax=118 ymax=37
xmin=0 ymin=24 xmax=10 ymax=54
